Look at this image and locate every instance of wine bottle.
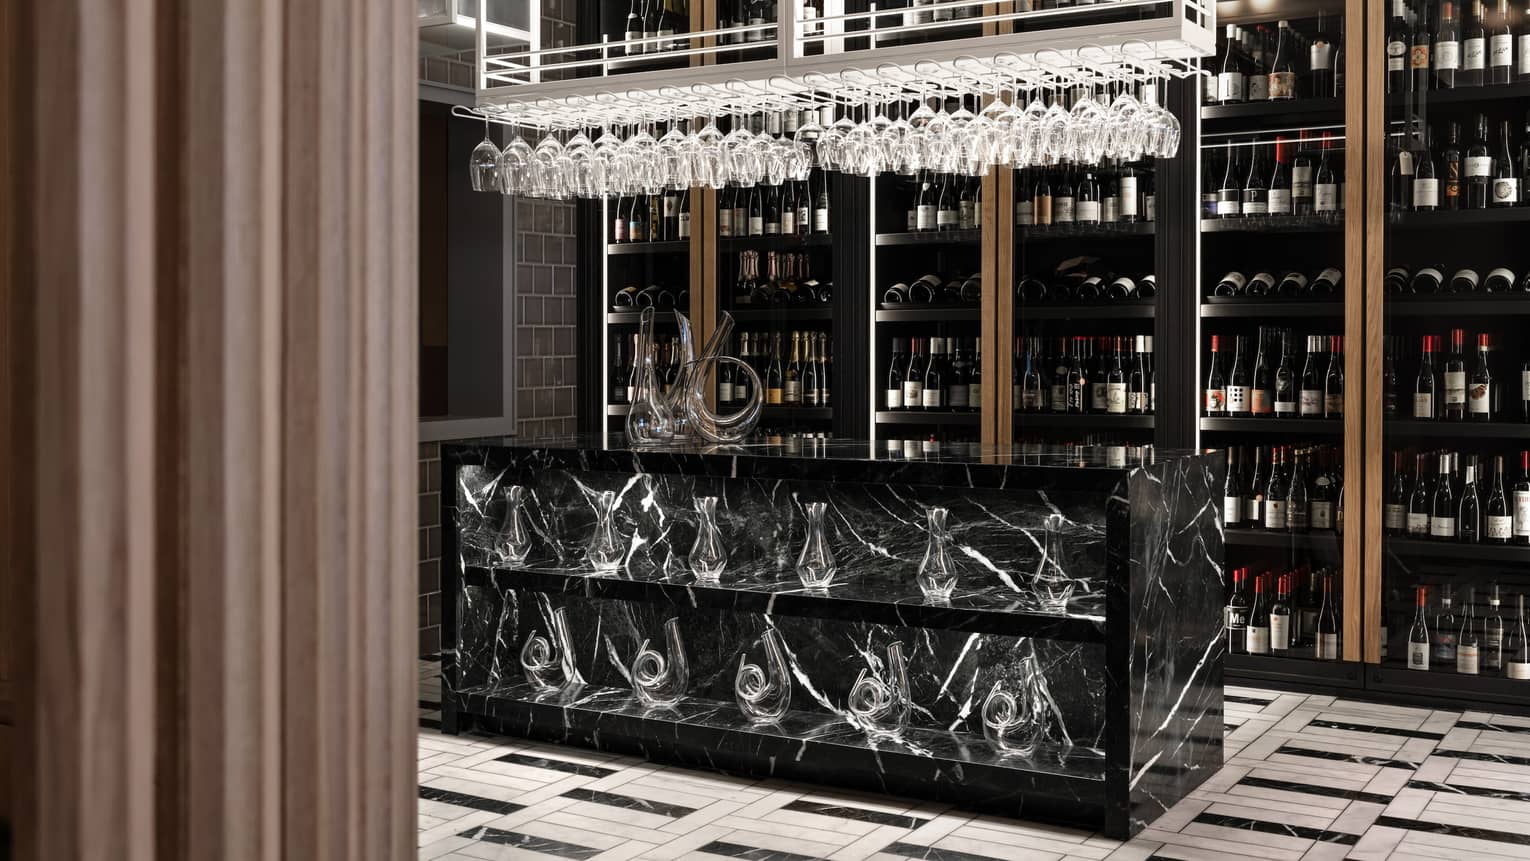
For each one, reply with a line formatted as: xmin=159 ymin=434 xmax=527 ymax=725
xmin=1246 ymin=446 xmax=1268 ymax=525
xmin=903 ymin=337 xmax=926 ymax=409
xmin=1460 ymin=458 xmax=1483 ymax=542
xmin=1299 ymin=335 xmax=1324 ymax=417
xmin=1467 ymin=114 xmax=1493 ymax=208
xmin=1432 ymin=453 xmax=1459 ymax=539
xmin=1493 ymin=118 xmax=1521 ymax=205
xmin=1388 ymin=0 xmax=1412 ymax=93
xmin=1227 ymin=568 xmax=1249 ymax=654
xmin=1445 ymin=328 xmax=1468 ymax=420
xmin=1408 ymin=586 xmax=1432 ymax=670
xmin=1225 ymin=447 xmax=1245 ymax=528
xmin=1414 ymin=129 xmax=1440 ymax=210
xmin=1264 ymin=448 xmax=1289 ymax=530
xmin=936 ymin=175 xmax=959 ymax=231
xmin=1435 ymin=583 xmax=1461 ymax=663
xmin=1312 ymin=12 xmax=1335 ymax=97
xmin=1228 ymin=335 xmax=1251 ymax=417
xmin=947 ymin=340 xmax=970 ymax=411
xmin=886 ymin=338 xmax=906 ymax=409
xmin=1129 ymin=335 xmax=1149 ymax=415
xmin=1271 ymin=574 xmax=1293 ymax=652
xmin=1486 ymin=581 xmax=1506 ymax=670
xmin=1415 ymin=335 xmax=1438 ymax=418
xmin=765 ymin=332 xmax=784 ymax=405
xmin=1491 ymin=0 xmax=1515 ymax=82
xmin=1269 ymin=137 xmax=1293 ymax=216
xmin=782 ymin=331 xmax=802 ymax=405
xmin=1459 ymin=587 xmax=1482 ymax=674
xmin=1274 ymin=330 xmax=1297 ymax=416
xmin=802 ymin=331 xmax=820 ymax=407
xmin=1315 ymin=134 xmax=1340 ymax=213
xmin=1412 ymin=0 xmax=1435 ymax=92
xmin=1205 ymin=335 xmax=1227 ymax=416
xmin=1325 ymin=336 xmax=1345 ymax=418
xmin=1287 ymin=450 xmax=1311 ymax=532
xmin=1218 ymin=24 xmax=1247 ymax=103
xmin=1510 ymin=594 xmax=1530 ymax=679
xmin=1247 ymin=574 xmax=1271 ymax=655
xmin=1218 ymin=142 xmax=1243 ymax=217
xmin=923 ymin=337 xmax=945 ymax=410
xmin=1464 ymin=0 xmax=1489 ymax=85
xmin=1067 ymin=336 xmax=1088 ymax=414
xmin=625 ymin=0 xmax=646 ymax=55
xmin=1437 ymin=1 xmax=1463 ymax=88
xmin=1293 ymin=134 xmax=1316 ymax=215
xmin=1242 ymin=143 xmax=1270 ymax=216
xmin=1269 ymin=20 xmax=1299 ymax=99
xmin=1316 ymin=572 xmax=1340 ymax=660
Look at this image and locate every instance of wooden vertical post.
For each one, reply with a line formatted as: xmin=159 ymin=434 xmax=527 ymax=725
xmin=1358 ymin=0 xmax=1382 ymax=666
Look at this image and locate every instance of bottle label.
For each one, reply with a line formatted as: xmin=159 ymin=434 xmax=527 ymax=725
xmin=1511 ymin=661 xmax=1530 ymax=680
xmin=1458 ymin=645 xmax=1480 ymax=675
xmin=1493 ymin=178 xmax=1520 ymax=205
xmin=678 ymin=213 xmax=691 ymax=239
xmin=1464 ymin=37 xmax=1486 ymax=70
xmin=1317 ymin=633 xmax=1339 ymax=660
xmin=903 ymin=380 xmax=923 ymax=404
xmin=1268 ymin=72 xmax=1296 ymax=100
xmin=968 ymin=384 xmax=980 ymax=410
xmin=1251 ymin=390 xmax=1272 ymax=415
xmin=1492 ymin=34 xmax=1513 ymax=67
xmin=1435 ymin=41 xmax=1461 ymax=70
xmin=936 ymin=209 xmax=958 ymax=228
xmin=1488 ymin=516 xmax=1513 ymax=540
xmin=1431 ymin=516 xmax=1457 ymax=538
xmin=1469 ymin=382 xmax=1491 ymax=414
xmin=1523 ymin=370 xmax=1530 ymax=401
xmin=1487 ymin=630 xmax=1504 ymax=667
xmin=1311 ymin=42 xmax=1333 ymax=71
xmin=749 ymin=216 xmax=764 ymax=235
xmin=1076 ymin=201 xmax=1101 ymax=223
xmin=1293 ymin=167 xmax=1314 ymax=198
xmin=1050 ymin=384 xmax=1067 ymax=411
xmin=1413 ymin=393 xmax=1433 ymax=418
xmin=1268 ymin=189 xmax=1292 ymax=214
xmin=1264 ymin=499 xmax=1287 ymax=530
xmin=1466 ymin=155 xmax=1494 ymax=177
xmin=1247 ymin=626 xmax=1270 ymax=655
xmin=921 ymin=388 xmax=943 ymax=409
xmin=1411 ymin=44 xmax=1431 ymax=71
xmin=1520 ymin=35 xmax=1530 ymax=74
xmin=1245 ymin=497 xmax=1263 ymax=522
xmin=1054 ymin=197 xmax=1075 ymax=222
xmin=1514 ymin=491 xmax=1530 ymax=537
xmin=1242 ymin=200 xmax=1269 ymax=216
xmin=908 ymin=209 xmax=918 ymax=231
xmin=1205 ymin=388 xmax=1226 ymax=413
xmin=1215 ymin=199 xmax=1240 ymax=216
xmin=1384 ymin=503 xmax=1406 ymax=530
xmin=1091 ymin=383 xmax=1108 ymax=412
xmin=717 ymin=382 xmax=734 ymax=403
xmin=1247 ymin=75 xmax=1269 ymax=102
xmin=1120 ymin=177 xmax=1138 ymax=216
xmin=1275 ymin=397 xmax=1296 ymax=415
xmin=766 ymin=387 xmax=783 ymax=405
xmin=916 ymin=205 xmax=936 ymax=231
xmin=1311 ymin=501 xmax=1333 ymax=530
xmin=781 ymin=209 xmax=795 ymax=234
xmin=1413 ymin=178 xmax=1440 ymax=208
xmin=1407 ymin=512 xmax=1430 ymax=534
xmin=1408 ymin=640 xmax=1430 ymax=670
xmin=1270 ymin=614 xmax=1290 ymax=650
xmin=1016 ymin=201 xmax=1034 ymax=226
xmin=1315 ymin=184 xmax=1339 ymax=211
xmin=1224 ymin=496 xmax=1243 ymax=524
xmin=764 ymin=219 xmax=780 ymax=235
xmin=1445 ymin=371 xmax=1467 ymax=407
xmin=1106 ymin=382 xmax=1127 ymax=414
xmin=1324 ymin=393 xmax=1343 ymax=415
xmin=948 ymin=384 xmax=968 ymax=409
xmin=1300 ymin=390 xmax=1323 ymax=415
xmin=1387 ymin=41 xmax=1407 ymax=72
xmin=886 ymin=388 xmax=903 ymax=409
xmin=1227 ymin=385 xmax=1249 ymax=414
xmin=1218 ymin=72 xmax=1245 ymax=103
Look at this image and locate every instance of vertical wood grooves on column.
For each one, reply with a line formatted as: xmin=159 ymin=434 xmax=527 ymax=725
xmin=1360 ymin=0 xmax=1383 ymax=666
xmin=697 ymin=186 xmax=717 ymax=408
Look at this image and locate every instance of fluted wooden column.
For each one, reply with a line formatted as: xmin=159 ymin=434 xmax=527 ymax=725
xmin=7 ymin=0 xmax=418 ymax=858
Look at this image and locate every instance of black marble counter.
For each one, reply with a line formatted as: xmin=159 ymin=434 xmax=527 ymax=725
xmin=440 ymin=437 xmax=1225 ymax=839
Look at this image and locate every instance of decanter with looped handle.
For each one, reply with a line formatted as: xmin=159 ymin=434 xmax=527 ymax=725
xmin=631 ymin=617 xmax=690 ymax=708
xmin=847 ymin=642 xmax=910 ymax=740
xmin=624 ymin=308 xmax=762 ymax=446
xmin=734 ymin=628 xmax=792 ymax=722
xmin=520 ymin=607 xmax=584 ymax=694
xmin=981 ymin=654 xmax=1048 ymax=758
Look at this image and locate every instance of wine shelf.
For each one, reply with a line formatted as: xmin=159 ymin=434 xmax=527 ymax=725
xmin=875 ymin=230 xmax=982 ymax=247
xmin=1383 ymin=80 xmax=1530 ymax=108
xmin=1200 ymin=417 xmax=1345 ymax=435
xmin=1226 ymin=652 xmax=1364 ymax=687
xmin=875 ymin=410 xmax=982 ymax=426
xmin=728 ymin=306 xmax=835 ymax=323
xmin=876 ymin=307 xmax=982 ymax=323
xmin=719 ymin=233 xmax=834 ymax=250
xmin=608 ymin=310 xmax=690 ymax=325
xmin=1200 ymin=300 xmax=1343 ymax=319
xmin=1389 ymin=209 xmax=1530 ymax=229
xmin=1369 ymin=660 xmax=1530 ymax=710
xmin=1201 ymin=98 xmax=1343 ymax=131
xmin=1383 ymin=420 xmax=1530 ymax=441
xmin=1225 ymin=530 xmax=1342 ymax=553
xmin=607 ymin=240 xmax=691 ymax=256
xmin=1384 ymin=537 xmax=1530 ymax=565
xmin=1013 ymin=222 xmax=1155 ymax=241
xmin=1014 ymin=413 xmax=1155 ymax=431
xmin=1386 ymin=297 xmax=1530 ymax=317
xmin=607 ymin=404 xmax=632 ymax=417
xmin=1018 ymin=301 xmax=1156 ymax=320
xmin=761 ymin=405 xmax=833 ymax=421
xmin=1199 ymin=215 xmax=1342 ymax=234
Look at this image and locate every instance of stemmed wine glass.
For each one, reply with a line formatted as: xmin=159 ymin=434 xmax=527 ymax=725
xmin=469 ymin=117 xmax=503 ymax=193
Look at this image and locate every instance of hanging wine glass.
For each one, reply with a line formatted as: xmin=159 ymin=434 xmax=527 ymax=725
xmin=469 ymin=116 xmax=503 ymax=193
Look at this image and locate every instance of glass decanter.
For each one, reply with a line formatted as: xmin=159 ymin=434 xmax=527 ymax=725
xmin=794 ymin=500 xmax=837 ymax=590
xmin=585 ymin=489 xmax=626 ymax=572
xmin=1033 ymin=514 xmax=1074 ymax=613
xmin=847 ymin=642 xmax=910 ymax=741
xmin=981 ymin=654 xmax=1048 ymax=758
xmin=734 ymin=628 xmax=792 ymax=723
xmin=520 ymin=606 xmax=584 ymax=693
xmin=688 ymin=495 xmax=727 ymax=584
xmin=916 ymin=507 xmax=957 ymax=601
xmin=500 ymin=484 xmax=533 ymax=565
xmin=625 ymin=307 xmax=676 ymax=446
xmin=631 ymin=617 xmax=689 ymax=708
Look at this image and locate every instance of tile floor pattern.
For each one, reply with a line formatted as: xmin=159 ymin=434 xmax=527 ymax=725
xmin=418 ymin=660 xmax=1530 ymax=860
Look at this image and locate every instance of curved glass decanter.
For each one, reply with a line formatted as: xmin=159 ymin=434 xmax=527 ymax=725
xmin=916 ymin=507 xmax=957 ymax=601
xmin=673 ymin=310 xmax=763 ymax=444
xmin=625 ymin=308 xmax=676 ymax=447
xmin=687 ymin=495 xmax=727 ymax=584
xmin=794 ymin=501 xmax=837 ymax=590
xmin=1033 ymin=514 xmax=1075 ymax=613
xmin=520 ymin=606 xmax=584 ymax=693
xmin=734 ymin=628 xmax=792 ymax=723
xmin=631 ymin=617 xmax=690 ymax=708
xmin=501 ymin=484 xmax=533 ymax=565
xmin=847 ymin=642 xmax=910 ymax=741
xmin=585 ymin=489 xmax=626 ymax=572
xmin=981 ymin=654 xmax=1048 ymax=758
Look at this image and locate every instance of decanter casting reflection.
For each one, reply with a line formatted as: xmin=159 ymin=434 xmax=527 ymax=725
xmin=501 ymin=484 xmax=533 ymax=565
xmin=794 ymin=501 xmax=837 ymax=590
xmin=454 ymin=465 xmax=509 ymax=566
xmin=586 ymin=489 xmax=626 ymax=572
xmin=688 ymin=495 xmax=727 ymax=584
xmin=734 ymin=629 xmax=792 ymax=722
xmin=1032 ymin=514 xmax=1075 ymax=613
xmin=631 ymin=617 xmax=690 ymax=708
xmin=519 ymin=607 xmax=584 ymax=693
xmin=916 ymin=507 xmax=957 ymax=601
xmin=981 ymin=656 xmax=1048 ymax=758
xmin=847 ymin=642 xmax=910 ymax=740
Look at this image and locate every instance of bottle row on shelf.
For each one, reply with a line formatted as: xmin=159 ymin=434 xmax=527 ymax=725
xmin=1224 ymin=444 xmax=1346 ymax=533
xmin=609 ymin=333 xmax=693 ymax=406
xmin=1208 ymin=16 xmax=1345 ymax=105
xmin=733 ymin=251 xmax=832 ymax=306
xmin=883 ymin=337 xmax=982 ymax=412
xmin=1012 ymin=335 xmax=1155 ymax=416
xmin=1016 ymin=273 xmax=1157 ymax=305
xmin=718 ymin=175 xmax=831 ymax=238
xmin=612 ymin=283 xmax=691 ymax=311
xmin=898 ymin=172 xmax=981 ymax=233
xmin=1204 ymin=330 xmax=1345 ymax=419
xmin=616 ymin=0 xmax=697 ymax=58
xmin=1210 ymin=267 xmax=1343 ymax=299
xmin=721 ymin=330 xmax=833 ymax=409
xmin=881 ymin=435 xmax=983 ymax=460
xmin=1402 ymin=583 xmax=1529 ymax=679
xmin=1384 ymin=449 xmax=1530 ymax=543
xmin=1391 ymin=112 xmax=1530 ymax=210
xmin=1226 ymin=567 xmax=1343 ymax=660
xmin=610 ymin=190 xmax=692 ymax=244
xmin=882 ymin=274 xmax=981 ymax=307
xmin=1384 ymin=264 xmax=1530 ymax=293
xmin=1203 ymin=134 xmax=1345 ymax=219
xmin=1385 ymin=329 xmax=1530 ymax=422
xmin=1012 ymin=161 xmax=1157 ymax=227
xmin=1386 ymin=0 xmax=1530 ymax=95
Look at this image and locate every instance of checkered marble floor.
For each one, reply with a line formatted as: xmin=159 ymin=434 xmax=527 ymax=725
xmin=418 ymin=660 xmax=1530 ymax=860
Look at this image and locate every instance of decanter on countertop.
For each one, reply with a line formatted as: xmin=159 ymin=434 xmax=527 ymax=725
xmin=520 ymin=606 xmax=584 ymax=694
xmin=916 ymin=506 xmax=957 ymax=601
xmin=847 ymin=642 xmax=910 ymax=741
xmin=794 ymin=500 xmax=838 ymax=590
xmin=981 ymin=652 xmax=1048 ymax=758
xmin=631 ymin=617 xmax=690 ymax=708
xmin=734 ymin=628 xmax=792 ymax=722
xmin=1032 ymin=514 xmax=1075 ymax=613
xmin=586 ymin=489 xmax=626 ymax=572
xmin=688 ymin=495 xmax=728 ymax=584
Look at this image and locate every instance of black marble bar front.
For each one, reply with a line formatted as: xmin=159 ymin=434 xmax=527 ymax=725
xmin=440 ymin=437 xmax=1226 ymax=839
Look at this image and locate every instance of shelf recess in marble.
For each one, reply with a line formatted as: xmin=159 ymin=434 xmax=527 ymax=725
xmin=462 ymin=564 xmax=1108 ymax=641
